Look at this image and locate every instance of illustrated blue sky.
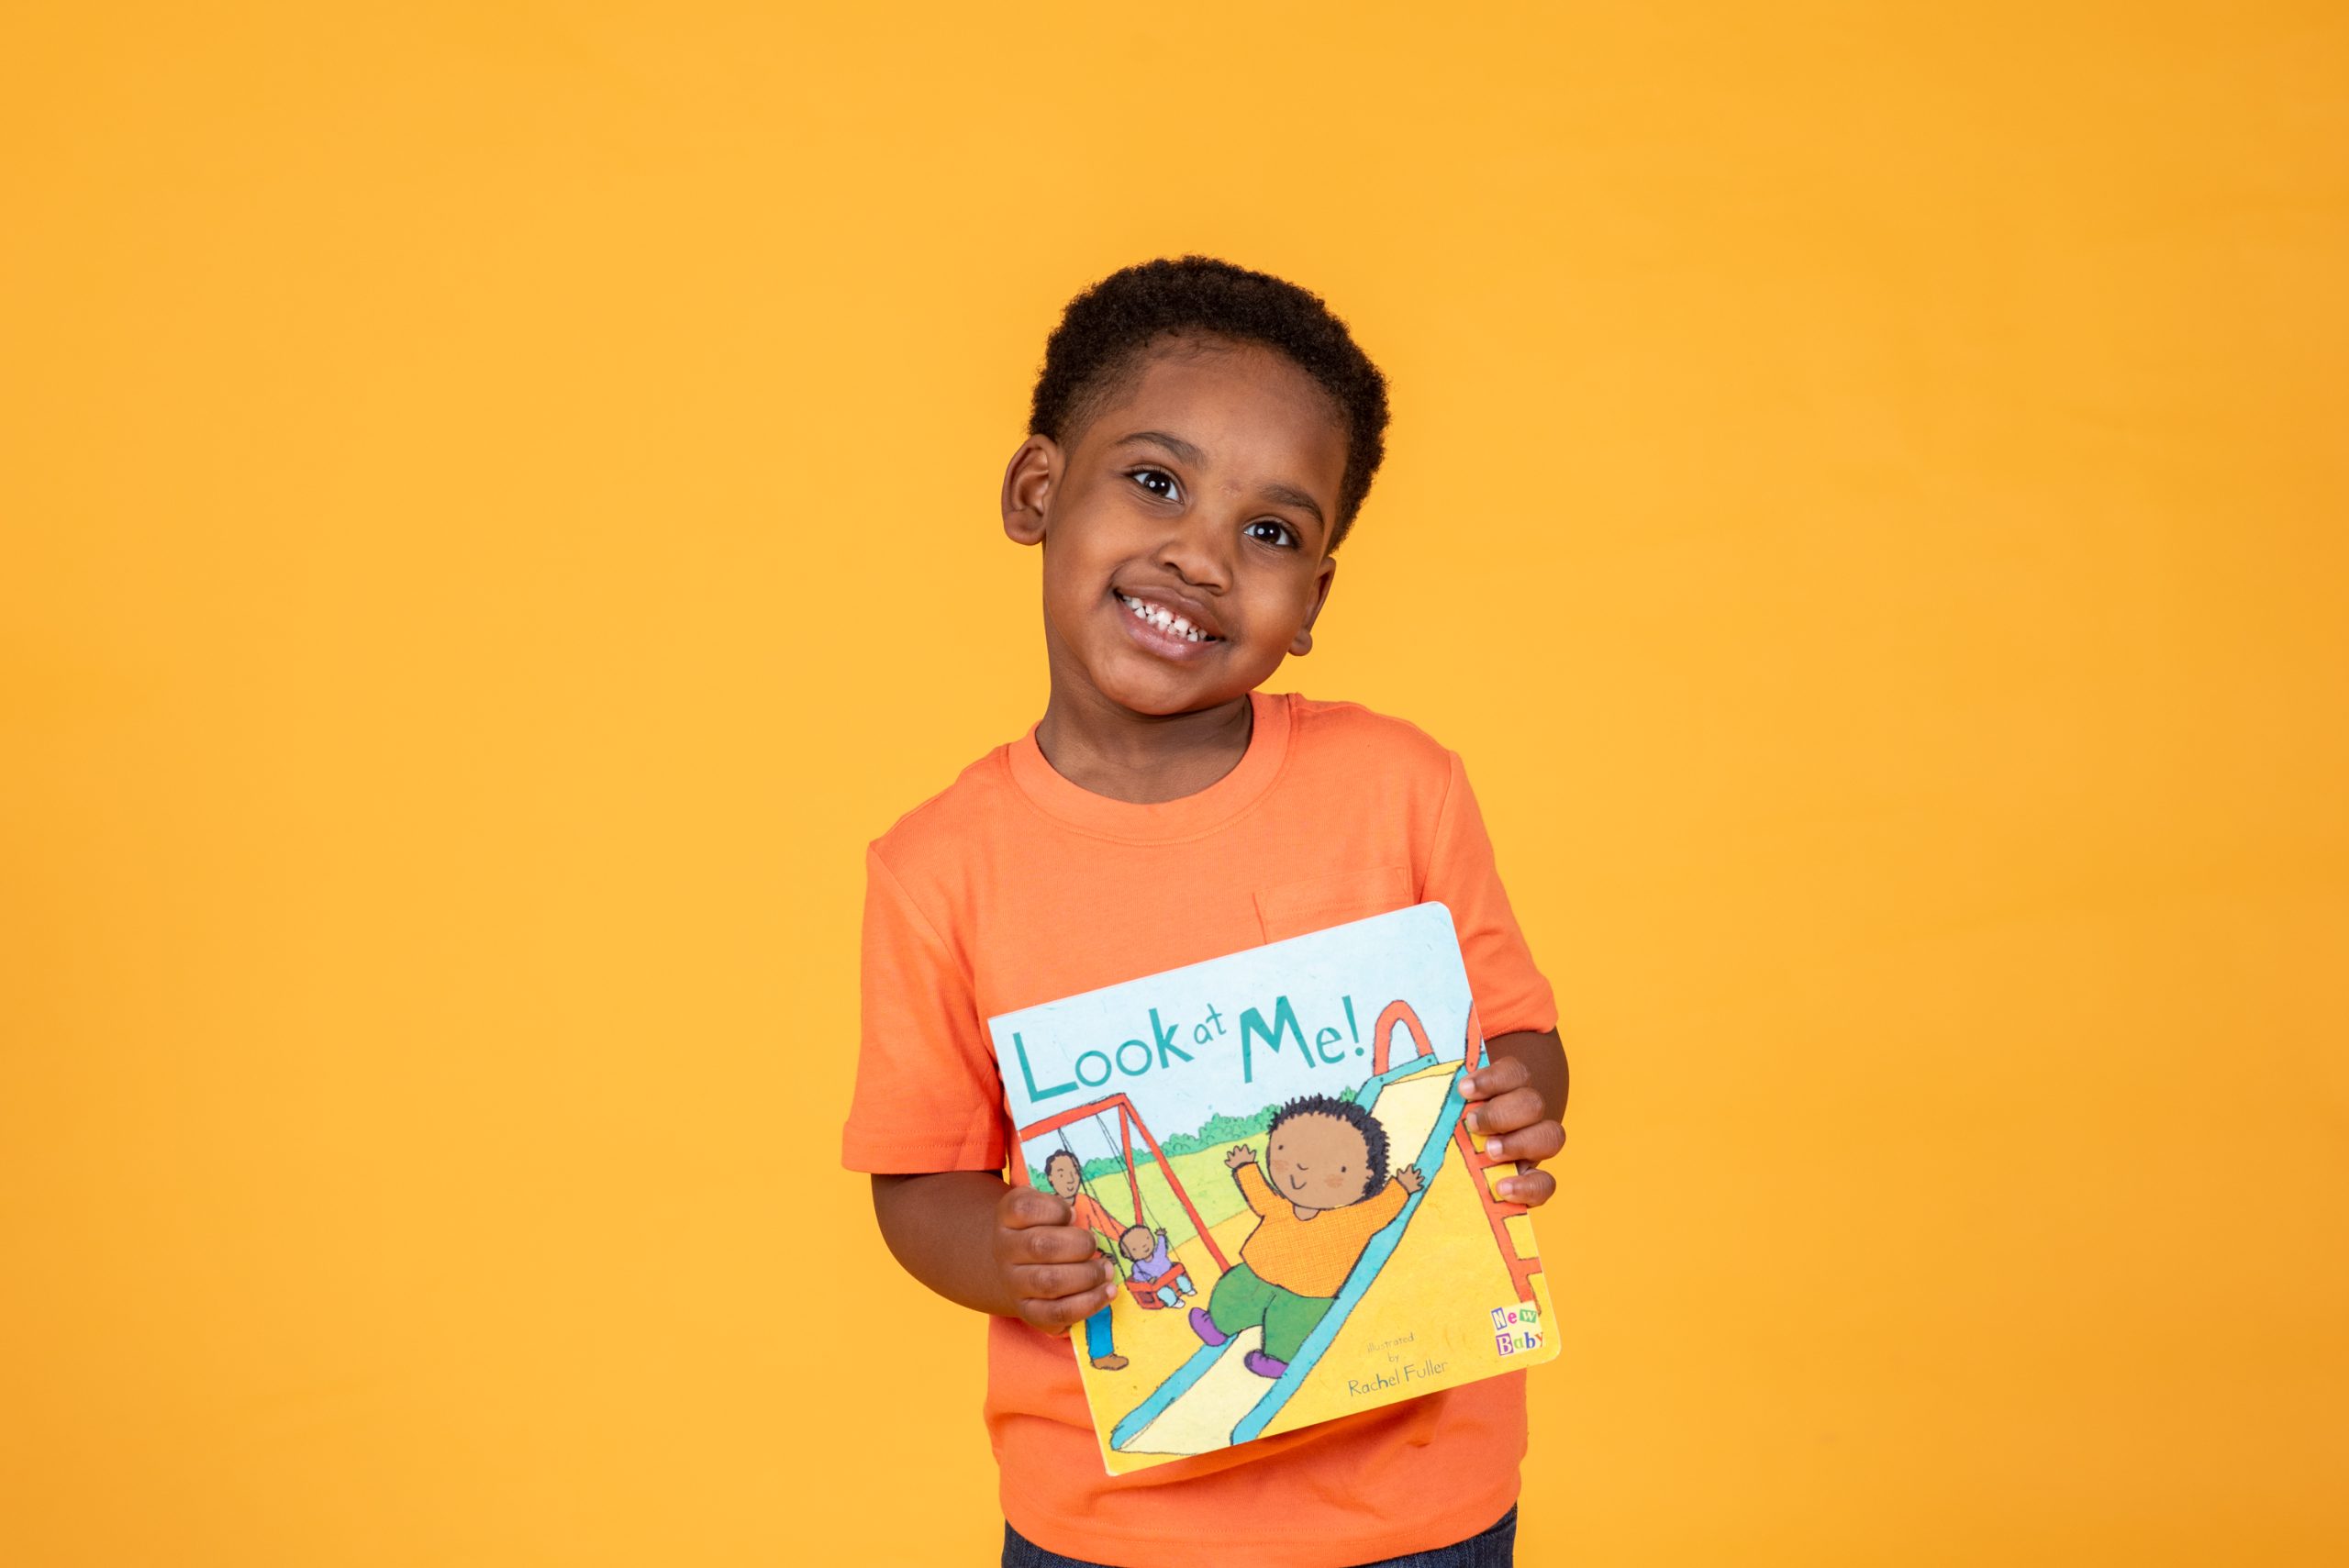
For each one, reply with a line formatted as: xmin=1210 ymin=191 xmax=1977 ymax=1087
xmin=988 ymin=902 xmax=1475 ymax=1153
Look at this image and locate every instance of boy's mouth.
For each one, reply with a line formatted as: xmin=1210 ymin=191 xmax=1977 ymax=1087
xmin=1114 ymin=589 xmax=1224 ymax=649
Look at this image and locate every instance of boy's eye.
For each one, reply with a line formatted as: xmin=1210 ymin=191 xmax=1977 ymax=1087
xmin=1245 ymin=519 xmax=1299 ymax=550
xmin=1129 ymin=467 xmax=1178 ymax=501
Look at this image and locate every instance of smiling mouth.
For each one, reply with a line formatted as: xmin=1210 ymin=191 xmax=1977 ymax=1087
xmin=1286 ymin=1173 xmax=1307 ymax=1193
xmin=1115 ymin=590 xmax=1222 ymax=645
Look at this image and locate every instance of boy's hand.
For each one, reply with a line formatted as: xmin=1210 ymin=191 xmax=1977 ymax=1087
xmin=1459 ymin=1057 xmax=1566 ymax=1207
xmin=993 ymin=1185 xmax=1119 ymax=1335
xmin=1225 ymin=1143 xmax=1255 ymax=1169
xmin=1396 ymin=1164 xmax=1424 ymax=1194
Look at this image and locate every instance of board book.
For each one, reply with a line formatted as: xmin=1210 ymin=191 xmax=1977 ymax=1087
xmin=985 ymin=900 xmax=1559 ymax=1474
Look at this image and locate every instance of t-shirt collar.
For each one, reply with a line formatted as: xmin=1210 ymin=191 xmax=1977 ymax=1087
xmin=1005 ymin=688 xmax=1294 ymax=843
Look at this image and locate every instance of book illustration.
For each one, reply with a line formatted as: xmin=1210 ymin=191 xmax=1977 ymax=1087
xmin=1027 ymin=1106 xmax=1225 ymax=1330
xmin=989 ymin=902 xmax=1558 ymax=1473
xmin=1190 ymin=1093 xmax=1425 ymax=1383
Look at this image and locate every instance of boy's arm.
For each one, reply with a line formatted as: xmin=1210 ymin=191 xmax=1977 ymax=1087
xmin=870 ymin=1173 xmax=1119 ymax=1330
xmin=1417 ymin=750 xmax=1567 ymax=1205
xmin=849 ymin=845 xmax=1118 ymax=1329
xmin=1463 ymin=1028 xmax=1570 ymax=1207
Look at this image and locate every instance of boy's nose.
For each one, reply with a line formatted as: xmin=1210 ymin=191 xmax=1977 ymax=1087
xmin=1152 ymin=515 xmax=1234 ymax=591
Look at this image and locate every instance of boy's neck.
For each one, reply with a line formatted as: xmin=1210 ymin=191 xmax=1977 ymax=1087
xmin=1031 ymin=686 xmax=1255 ymax=806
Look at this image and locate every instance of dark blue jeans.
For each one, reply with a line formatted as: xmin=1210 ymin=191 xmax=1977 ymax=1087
xmin=1002 ymin=1504 xmax=1517 ymax=1568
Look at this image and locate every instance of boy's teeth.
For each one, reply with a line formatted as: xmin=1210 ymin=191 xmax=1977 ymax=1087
xmin=1119 ymin=592 xmax=1215 ymax=642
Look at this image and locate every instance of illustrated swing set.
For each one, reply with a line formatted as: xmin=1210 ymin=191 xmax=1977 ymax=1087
xmin=1018 ymin=1095 xmax=1231 ymax=1310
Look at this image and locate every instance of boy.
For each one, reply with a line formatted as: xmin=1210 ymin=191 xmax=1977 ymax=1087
xmin=842 ymin=256 xmax=1568 ymax=1568
xmin=1195 ymin=1095 xmax=1425 ymax=1380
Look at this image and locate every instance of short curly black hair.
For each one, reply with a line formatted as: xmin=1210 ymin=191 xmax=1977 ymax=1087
xmin=1267 ymin=1092 xmax=1393 ymax=1195
xmin=1027 ymin=256 xmax=1391 ymax=552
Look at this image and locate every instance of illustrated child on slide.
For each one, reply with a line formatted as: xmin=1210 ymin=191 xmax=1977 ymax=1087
xmin=1119 ymin=1224 xmax=1197 ymax=1308
xmin=1193 ymin=1094 xmax=1424 ymax=1378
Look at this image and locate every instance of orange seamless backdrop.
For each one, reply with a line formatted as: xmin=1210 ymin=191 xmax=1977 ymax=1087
xmin=3 ymin=3 xmax=2343 ymax=1565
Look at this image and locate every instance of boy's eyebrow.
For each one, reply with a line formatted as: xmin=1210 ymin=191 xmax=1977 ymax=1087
xmin=1111 ymin=429 xmax=1330 ymax=536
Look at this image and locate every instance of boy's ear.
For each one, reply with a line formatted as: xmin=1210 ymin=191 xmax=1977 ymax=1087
xmin=1290 ymin=552 xmax=1339 ymax=656
xmin=1002 ymin=435 xmax=1060 ymax=546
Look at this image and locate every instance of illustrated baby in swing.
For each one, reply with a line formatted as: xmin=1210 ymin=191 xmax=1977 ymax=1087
xmin=1193 ymin=1093 xmax=1425 ymax=1378
xmin=1119 ymin=1223 xmax=1197 ymax=1308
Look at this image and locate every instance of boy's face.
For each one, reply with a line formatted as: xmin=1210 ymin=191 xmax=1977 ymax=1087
xmin=1268 ymin=1113 xmax=1375 ymax=1207
xmin=1046 ymin=1156 xmax=1081 ymax=1199
xmin=1120 ymin=1227 xmax=1152 ymax=1261
xmin=1002 ymin=337 xmax=1346 ymax=719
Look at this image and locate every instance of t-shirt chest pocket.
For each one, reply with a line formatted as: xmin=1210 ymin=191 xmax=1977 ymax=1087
xmin=1252 ymin=863 xmax=1415 ymax=944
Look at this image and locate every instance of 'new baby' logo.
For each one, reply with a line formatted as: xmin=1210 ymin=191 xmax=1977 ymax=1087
xmin=1489 ymin=1301 xmax=1542 ymax=1356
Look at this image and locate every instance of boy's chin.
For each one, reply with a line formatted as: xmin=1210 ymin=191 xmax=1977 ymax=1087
xmin=1085 ymin=655 xmax=1273 ymax=718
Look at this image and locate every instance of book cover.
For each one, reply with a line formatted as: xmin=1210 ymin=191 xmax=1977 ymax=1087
xmin=985 ymin=901 xmax=1559 ymax=1474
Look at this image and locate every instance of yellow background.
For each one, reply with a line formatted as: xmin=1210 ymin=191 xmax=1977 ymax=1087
xmin=5 ymin=2 xmax=2343 ymax=1563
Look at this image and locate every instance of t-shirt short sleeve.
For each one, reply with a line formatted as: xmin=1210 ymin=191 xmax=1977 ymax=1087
xmin=1427 ymin=750 xmax=1560 ymax=1040
xmin=840 ymin=843 xmax=1008 ymax=1173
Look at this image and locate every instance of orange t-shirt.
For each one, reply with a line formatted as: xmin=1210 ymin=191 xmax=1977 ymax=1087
xmin=841 ymin=689 xmax=1559 ymax=1568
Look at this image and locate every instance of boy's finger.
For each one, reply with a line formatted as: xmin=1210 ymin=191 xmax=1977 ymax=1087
xmin=1482 ymin=1118 xmax=1565 ymax=1165
xmin=1017 ymin=1259 xmax=1118 ymax=1302
xmin=1457 ymin=1056 xmax=1530 ymax=1099
xmin=1497 ymin=1168 xmax=1557 ymax=1207
xmin=1013 ymin=1223 xmax=1103 ymax=1265
xmin=1464 ymin=1085 xmax=1546 ymax=1138
xmin=1002 ymin=1187 xmax=1074 ymax=1229
xmin=1020 ymin=1281 xmax=1119 ymax=1330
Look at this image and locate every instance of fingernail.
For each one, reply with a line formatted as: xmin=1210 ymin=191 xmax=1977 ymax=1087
xmin=1485 ymin=1139 xmax=1503 ymax=1159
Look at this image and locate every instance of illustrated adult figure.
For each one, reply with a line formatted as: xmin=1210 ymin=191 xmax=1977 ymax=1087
xmin=1044 ymin=1149 xmax=1129 ymax=1371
